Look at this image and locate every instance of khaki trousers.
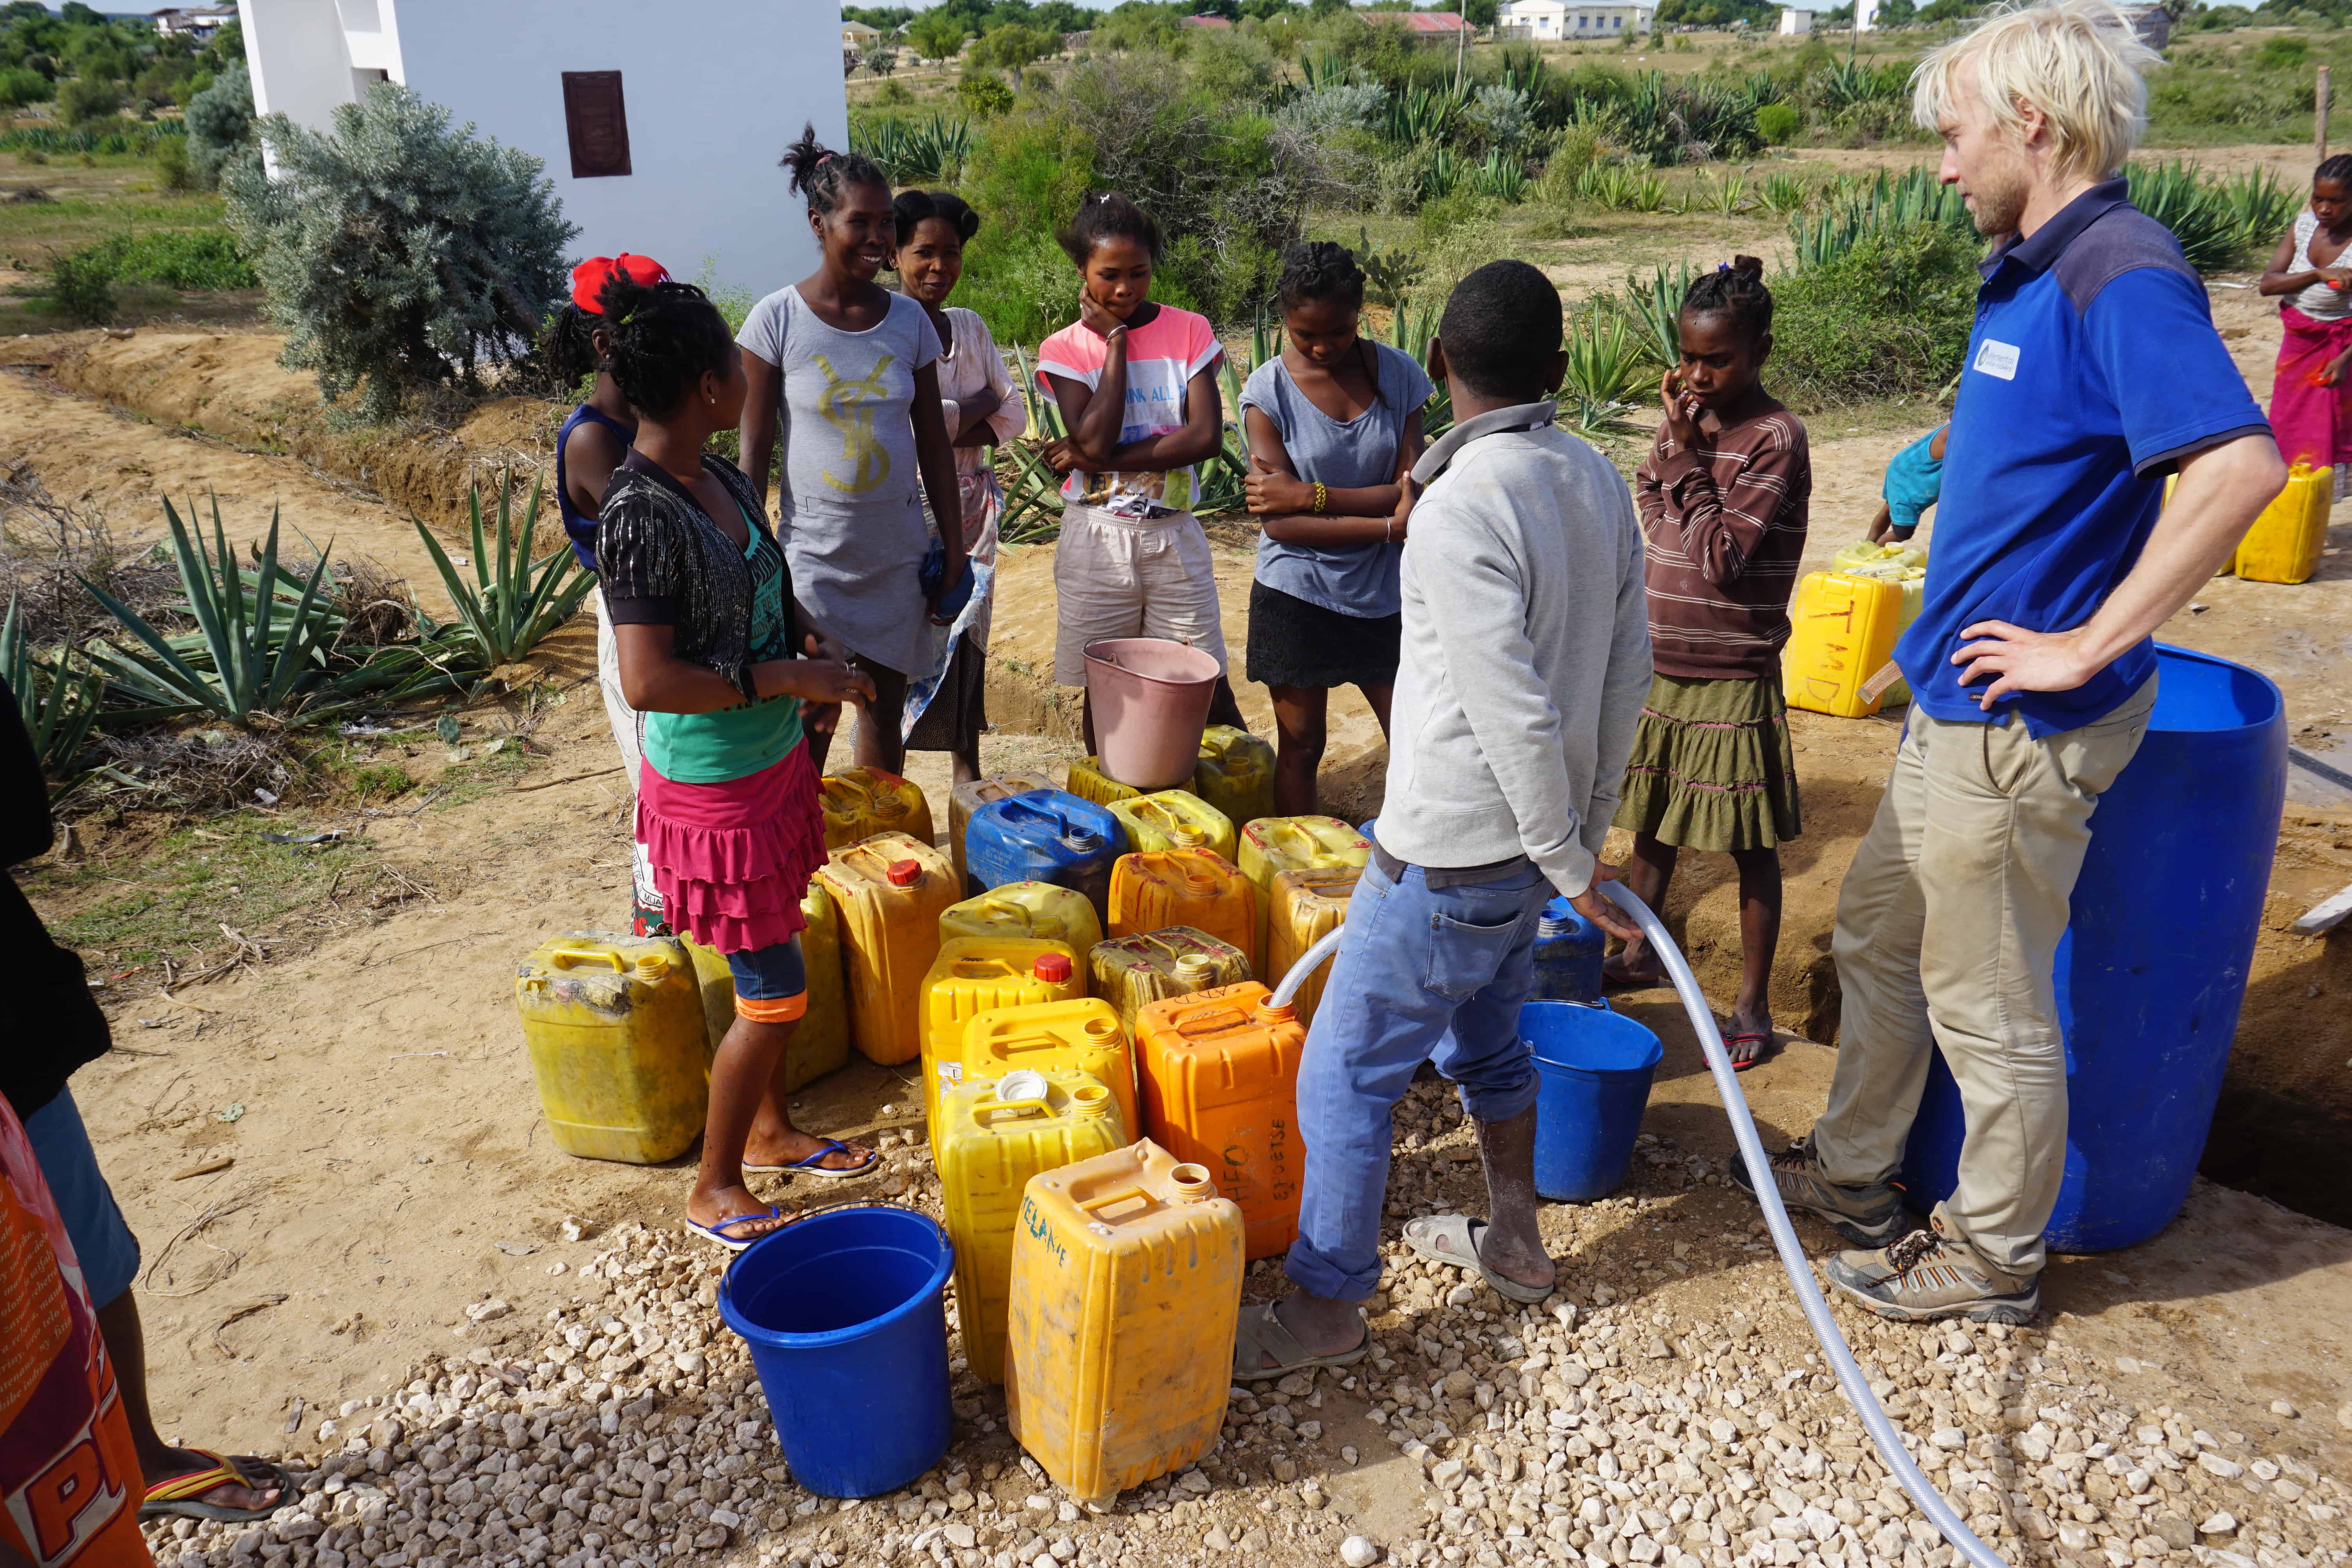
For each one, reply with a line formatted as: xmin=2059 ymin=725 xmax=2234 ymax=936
xmin=1812 ymin=675 xmax=2157 ymax=1276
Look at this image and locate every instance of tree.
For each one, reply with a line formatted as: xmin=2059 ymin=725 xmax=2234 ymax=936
xmin=969 ymin=21 xmax=1052 ymax=69
xmin=185 ymin=58 xmax=252 ymax=189
xmin=52 ymin=75 xmax=120 ymax=127
xmin=225 ymin=84 xmax=577 ymax=419
xmin=908 ymin=11 xmax=969 ymax=60
xmin=862 ymin=34 xmax=898 ymax=74
xmin=1463 ymin=0 xmax=1498 ymax=25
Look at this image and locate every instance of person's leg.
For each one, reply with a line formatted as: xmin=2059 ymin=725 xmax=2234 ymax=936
xmin=1358 ymin=682 xmax=1394 ymax=739
xmin=849 ymin=659 xmax=909 ymax=776
xmin=1053 ymin=505 xmax=1145 ymax=760
xmin=1602 ymin=833 xmax=1677 ymax=985
xmin=740 ymin=942 xmax=872 ymax=1174
xmin=1268 ymin=684 xmax=1329 ymax=818
xmin=1727 ymin=845 xmax=1784 ymax=1062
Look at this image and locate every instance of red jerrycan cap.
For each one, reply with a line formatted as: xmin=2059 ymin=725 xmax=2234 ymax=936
xmin=887 ymin=859 xmax=924 ymax=887
xmin=1033 ymin=951 xmax=1074 ymax=984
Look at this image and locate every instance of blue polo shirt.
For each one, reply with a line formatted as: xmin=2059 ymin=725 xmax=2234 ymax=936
xmin=1893 ymin=179 xmax=2270 ymax=738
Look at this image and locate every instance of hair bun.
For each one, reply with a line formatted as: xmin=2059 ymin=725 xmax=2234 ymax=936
xmin=1730 ymin=254 xmax=1764 ymax=280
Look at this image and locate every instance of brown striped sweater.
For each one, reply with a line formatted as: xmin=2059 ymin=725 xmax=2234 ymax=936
xmin=1632 ymin=403 xmax=1811 ymax=681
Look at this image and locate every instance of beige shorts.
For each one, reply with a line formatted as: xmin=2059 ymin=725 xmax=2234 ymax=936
xmin=1051 ymin=502 xmax=1229 ymax=685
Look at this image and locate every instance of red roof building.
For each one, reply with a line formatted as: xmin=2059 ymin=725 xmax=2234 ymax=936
xmin=1364 ymin=10 xmax=1472 ymax=37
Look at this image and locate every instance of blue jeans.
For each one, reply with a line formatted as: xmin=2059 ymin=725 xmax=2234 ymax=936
xmin=24 ymin=1087 xmax=142 ymax=1310
xmin=1285 ymin=855 xmax=1552 ymax=1302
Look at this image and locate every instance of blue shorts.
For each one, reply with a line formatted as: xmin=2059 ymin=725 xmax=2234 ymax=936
xmin=725 ymin=937 xmax=807 ymax=1024
xmin=24 ymin=1087 xmax=142 ymax=1310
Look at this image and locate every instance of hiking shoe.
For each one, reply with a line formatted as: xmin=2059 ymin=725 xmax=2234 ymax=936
xmin=1824 ymin=1217 xmax=2041 ymax=1325
xmin=1726 ymin=1133 xmax=1906 ymax=1247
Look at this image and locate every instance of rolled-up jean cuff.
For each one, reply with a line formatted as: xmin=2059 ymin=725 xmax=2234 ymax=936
xmin=1284 ymin=1235 xmax=1381 ymax=1303
xmin=1456 ymin=1059 xmax=1541 ymax=1126
xmin=23 ymin=1087 xmax=142 ymax=1309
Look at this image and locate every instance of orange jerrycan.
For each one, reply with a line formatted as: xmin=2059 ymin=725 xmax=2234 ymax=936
xmin=937 ymin=1070 xmax=1127 ymax=1385
xmin=962 ymin=998 xmax=1138 ymax=1151
xmin=1005 ymin=1141 xmax=1244 ymax=1504
xmin=939 ymin=881 xmax=1105 ymax=957
xmin=919 ymin=937 xmax=1084 ymax=1149
xmin=2236 ymin=460 xmax=2332 ymax=584
xmin=815 ymin=831 xmax=955 ymax=1065
xmin=1239 ymin=815 xmax=1369 ymax=958
xmin=1782 ymin=570 xmax=1909 ymax=719
xmin=1106 ymin=790 xmax=1237 ymax=863
xmin=1266 ymin=865 xmax=1360 ymax=1025
xmin=949 ymin=770 xmax=1057 ymax=885
xmin=1135 ymin=982 xmax=1307 ymax=1259
xmin=820 ymin=766 xmax=934 ymax=851
xmin=680 ymin=877 xmax=851 ymax=1093
xmin=1193 ymin=724 xmax=1276 ymax=829
xmin=1063 ymin=756 xmax=1142 ymax=809
xmin=1107 ymin=848 xmax=1257 ymax=965
xmin=515 ymin=933 xmax=708 ymax=1164
xmin=1089 ymin=928 xmax=1254 ymax=1032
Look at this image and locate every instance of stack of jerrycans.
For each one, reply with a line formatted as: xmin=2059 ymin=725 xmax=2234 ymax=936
xmin=1006 ymin=1142 xmax=1244 ymax=1504
xmin=916 ymin=936 xmax=1083 ymax=1154
xmin=948 ymin=771 xmax=1056 ymax=887
xmin=819 ymin=767 xmax=933 ymax=851
xmin=1135 ymin=980 xmax=1307 ymax=1259
xmin=1106 ymin=847 xmax=1256 ymax=967
xmin=936 ymin=1068 xmax=1125 ymax=1384
xmin=1089 ymin=928 xmax=1253 ymax=1032
xmin=816 ymin=831 xmax=955 ymax=1066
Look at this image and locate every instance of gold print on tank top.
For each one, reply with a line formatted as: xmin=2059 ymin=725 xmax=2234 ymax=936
xmin=813 ymin=352 xmax=896 ymax=494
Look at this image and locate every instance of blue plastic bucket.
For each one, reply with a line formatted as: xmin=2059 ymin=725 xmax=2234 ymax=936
xmin=717 ymin=1207 xmax=955 ymax=1497
xmin=1524 ymin=1000 xmax=1663 ymax=1202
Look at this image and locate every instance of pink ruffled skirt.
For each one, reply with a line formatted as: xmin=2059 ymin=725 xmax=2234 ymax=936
xmin=635 ymin=743 xmax=825 ymax=955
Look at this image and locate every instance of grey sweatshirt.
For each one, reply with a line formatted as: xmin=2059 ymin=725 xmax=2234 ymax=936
xmin=1375 ymin=401 xmax=1653 ymax=898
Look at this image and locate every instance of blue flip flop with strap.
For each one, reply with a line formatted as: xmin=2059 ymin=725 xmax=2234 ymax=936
xmin=744 ymin=1139 xmax=877 ymax=1180
xmin=686 ymin=1205 xmax=789 ymax=1252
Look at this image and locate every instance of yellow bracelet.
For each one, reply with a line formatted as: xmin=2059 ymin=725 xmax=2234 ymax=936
xmin=1312 ymin=481 xmax=1327 ymax=514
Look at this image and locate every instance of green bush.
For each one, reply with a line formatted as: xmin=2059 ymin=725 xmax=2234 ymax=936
xmin=1755 ymin=103 xmax=1801 ymax=144
xmin=226 ymin=84 xmax=577 ymax=420
xmin=53 ymin=76 xmax=121 ymax=128
xmin=184 ymin=60 xmax=253 ymax=191
xmin=1771 ymin=223 xmax=1980 ymax=410
xmin=48 ymin=247 xmax=115 ymax=324
xmin=152 ymin=132 xmax=190 ymax=191
xmin=958 ymin=70 xmax=1014 ymax=117
xmin=0 ymin=64 xmax=48 ymax=111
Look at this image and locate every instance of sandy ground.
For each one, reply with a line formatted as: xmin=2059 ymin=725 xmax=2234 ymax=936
xmin=5 ymin=238 xmax=2352 ymax=1537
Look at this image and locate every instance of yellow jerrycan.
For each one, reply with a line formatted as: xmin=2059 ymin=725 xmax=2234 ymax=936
xmin=1833 ymin=539 xmax=1927 ymax=576
xmin=1105 ymin=790 xmax=1236 ymax=863
xmin=820 ymin=766 xmax=934 ymax=852
xmin=1063 ymin=756 xmax=1142 ymax=809
xmin=961 ymin=998 xmax=1138 ymax=1152
xmin=949 ymin=770 xmax=1057 ymax=885
xmin=938 ymin=1069 xmax=1127 ymax=1385
xmin=1239 ymin=815 xmax=1370 ymax=958
xmin=815 ymin=831 xmax=956 ymax=1066
xmin=1006 ymin=1141 xmax=1244 ymax=1505
xmin=1266 ymin=864 xmax=1361 ymax=1025
xmin=1134 ymin=981 xmax=1307 ymax=1260
xmin=2236 ymin=460 xmax=2332 ymax=584
xmin=679 ymin=878 xmax=851 ymax=1093
xmin=1781 ymin=570 xmax=1909 ymax=720
xmin=919 ymin=937 xmax=1085 ymax=1150
xmin=1193 ymin=724 xmax=1276 ymax=829
xmin=1107 ymin=848 xmax=1258 ymax=966
xmin=1089 ymin=927 xmax=1255 ymax=1032
xmin=939 ymin=881 xmax=1105 ymax=958
xmin=515 ymin=933 xmax=708 ymax=1164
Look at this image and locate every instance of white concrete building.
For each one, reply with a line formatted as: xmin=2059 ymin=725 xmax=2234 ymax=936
xmin=232 ymin=0 xmax=845 ymax=295
xmin=1777 ymin=6 xmax=1813 ymax=32
xmin=1496 ymin=0 xmax=1655 ymax=39
xmin=152 ymin=6 xmax=238 ymax=37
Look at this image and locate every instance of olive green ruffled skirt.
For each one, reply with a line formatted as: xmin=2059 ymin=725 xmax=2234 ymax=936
xmin=1611 ymin=671 xmax=1802 ymax=852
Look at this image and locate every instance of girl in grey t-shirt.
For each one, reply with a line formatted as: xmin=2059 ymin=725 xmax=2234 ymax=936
xmin=1239 ymin=242 xmax=1432 ymax=816
xmin=737 ymin=126 xmax=966 ymax=774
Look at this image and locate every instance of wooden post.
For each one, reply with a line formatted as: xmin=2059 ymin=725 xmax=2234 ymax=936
xmin=2319 ymin=65 xmax=2333 ymax=162
xmin=1455 ymin=9 xmax=1467 ymax=93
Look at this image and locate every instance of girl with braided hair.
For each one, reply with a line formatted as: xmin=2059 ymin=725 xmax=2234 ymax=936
xmin=596 ymin=273 xmax=882 ymax=1249
xmin=1238 ymin=240 xmax=1432 ymax=815
xmin=2260 ymin=154 xmax=2352 ymax=497
xmin=736 ymin=124 xmax=968 ymax=775
xmin=1605 ymin=256 xmax=1810 ymax=1071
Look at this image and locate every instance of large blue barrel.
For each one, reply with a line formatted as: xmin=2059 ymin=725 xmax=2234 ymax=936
xmin=1900 ymin=646 xmax=2286 ymax=1252
xmin=719 ymin=1206 xmax=955 ymax=1496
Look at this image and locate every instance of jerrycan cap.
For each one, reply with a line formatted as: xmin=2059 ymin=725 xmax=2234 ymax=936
xmin=1033 ymin=951 xmax=1074 ymax=984
xmin=1067 ymin=829 xmax=1103 ymax=853
xmin=1254 ymin=1000 xmax=1297 ymax=1025
xmin=1176 ymin=953 xmax=1218 ymax=980
xmin=1082 ymin=1015 xmax=1120 ymax=1043
xmin=887 ymin=859 xmax=924 ymax=887
xmin=996 ymin=1069 xmax=1051 ymax=1103
xmin=1170 ymin=1164 xmax=1218 ymax=1203
xmin=1172 ymin=822 xmax=1208 ymax=847
xmin=633 ymin=952 xmax=672 ymax=982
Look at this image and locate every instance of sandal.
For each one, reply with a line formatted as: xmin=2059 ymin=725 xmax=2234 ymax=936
xmin=1231 ymin=1302 xmax=1371 ymax=1383
xmin=140 ymin=1451 xmax=294 ymax=1523
xmin=744 ymin=1139 xmax=877 ymax=1180
xmin=686 ymin=1205 xmax=793 ymax=1252
xmin=1724 ymin=1029 xmax=1771 ymax=1073
xmin=1403 ymin=1214 xmax=1555 ymax=1304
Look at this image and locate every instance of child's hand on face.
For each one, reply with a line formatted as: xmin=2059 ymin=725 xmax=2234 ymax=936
xmin=1077 ymin=290 xmax=1127 ymax=343
xmin=1658 ymin=370 xmax=1701 ymax=448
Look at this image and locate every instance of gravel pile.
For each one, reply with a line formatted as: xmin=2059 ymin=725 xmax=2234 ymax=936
xmin=142 ymin=1092 xmax=2352 ymax=1568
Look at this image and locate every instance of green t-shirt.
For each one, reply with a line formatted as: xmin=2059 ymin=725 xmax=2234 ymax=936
xmin=643 ymin=519 xmax=804 ymax=784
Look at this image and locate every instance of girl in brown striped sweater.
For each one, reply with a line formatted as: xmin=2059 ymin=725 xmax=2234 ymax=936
xmin=1604 ymin=257 xmax=1810 ymax=1069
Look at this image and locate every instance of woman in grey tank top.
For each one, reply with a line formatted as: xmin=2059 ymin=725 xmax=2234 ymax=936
xmin=737 ymin=127 xmax=967 ymax=773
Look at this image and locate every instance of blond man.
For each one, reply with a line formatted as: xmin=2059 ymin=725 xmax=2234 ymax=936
xmin=1733 ymin=0 xmax=2285 ymax=1322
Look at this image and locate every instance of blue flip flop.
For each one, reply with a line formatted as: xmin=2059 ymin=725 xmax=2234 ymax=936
xmin=744 ymin=1139 xmax=878 ymax=1181
xmin=685 ymin=1205 xmax=790 ymax=1252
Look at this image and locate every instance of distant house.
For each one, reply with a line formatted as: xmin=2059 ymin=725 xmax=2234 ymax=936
xmin=840 ymin=18 xmax=880 ymax=50
xmin=1777 ymin=5 xmax=1812 ymax=31
xmin=230 ymin=0 xmax=845 ymax=296
xmin=1365 ymin=9 xmax=1472 ymax=44
xmin=1496 ymin=0 xmax=1654 ymax=40
xmin=152 ymin=4 xmax=236 ymax=35
xmin=1179 ymin=13 xmax=1234 ymax=27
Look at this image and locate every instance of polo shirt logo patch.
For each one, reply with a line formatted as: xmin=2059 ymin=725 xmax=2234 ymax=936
xmin=1972 ymin=339 xmax=2022 ymax=381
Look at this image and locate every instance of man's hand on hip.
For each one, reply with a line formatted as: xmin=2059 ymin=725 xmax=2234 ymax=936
xmin=1951 ymin=621 xmax=2098 ymax=707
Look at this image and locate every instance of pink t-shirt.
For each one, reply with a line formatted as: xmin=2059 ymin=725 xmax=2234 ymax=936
xmin=1035 ymin=305 xmax=1223 ymax=514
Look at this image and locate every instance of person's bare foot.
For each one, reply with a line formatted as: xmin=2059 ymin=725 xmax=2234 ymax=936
xmin=1602 ymin=942 xmax=1665 ymax=989
xmin=744 ymin=1128 xmax=873 ymax=1172
xmin=686 ymin=1184 xmax=795 ymax=1244
xmin=1236 ymin=1292 xmax=1367 ymax=1371
xmin=1725 ymin=1006 xmax=1774 ymax=1068
xmin=142 ymin=1448 xmax=282 ymax=1514
xmin=1408 ymin=1216 xmax=1555 ymax=1292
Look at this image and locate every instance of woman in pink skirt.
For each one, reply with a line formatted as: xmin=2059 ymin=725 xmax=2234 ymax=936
xmin=594 ymin=272 xmax=880 ymax=1249
xmin=2261 ymin=154 xmax=2352 ymax=498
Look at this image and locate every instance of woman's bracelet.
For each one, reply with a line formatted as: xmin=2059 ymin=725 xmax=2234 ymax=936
xmin=1312 ymin=481 xmax=1328 ymax=515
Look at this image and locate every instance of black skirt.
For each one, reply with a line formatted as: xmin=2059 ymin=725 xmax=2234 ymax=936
xmin=1245 ymin=580 xmax=1402 ymax=691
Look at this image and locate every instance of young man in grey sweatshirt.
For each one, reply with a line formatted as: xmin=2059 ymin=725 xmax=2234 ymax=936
xmin=1237 ymin=260 xmax=1654 ymax=1378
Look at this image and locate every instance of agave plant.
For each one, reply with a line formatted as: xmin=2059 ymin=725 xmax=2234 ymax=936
xmin=998 ymin=343 xmax=1068 ymax=544
xmin=1627 ymin=172 xmax=1670 ymax=214
xmin=1557 ymin=312 xmax=1654 ymax=437
xmin=2128 ymin=162 xmax=2298 ymax=274
xmin=412 ymin=475 xmax=594 ymax=671
xmin=1757 ymin=172 xmax=1810 ymax=216
xmin=1623 ymin=261 xmax=1696 ymax=370
xmin=848 ymin=113 xmax=972 ymax=185
xmin=1470 ymin=150 xmax=1531 ymax=205
xmin=2 ymin=595 xmax=104 ymax=782
xmin=1701 ymin=170 xmax=1748 ymax=216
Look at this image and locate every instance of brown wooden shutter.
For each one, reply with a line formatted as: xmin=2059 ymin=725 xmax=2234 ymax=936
xmin=561 ymin=71 xmax=632 ymax=179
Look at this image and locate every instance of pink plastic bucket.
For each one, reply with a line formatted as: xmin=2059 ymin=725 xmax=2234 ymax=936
xmin=1083 ymin=638 xmax=1220 ymax=790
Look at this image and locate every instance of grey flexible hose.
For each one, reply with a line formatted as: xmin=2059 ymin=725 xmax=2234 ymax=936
xmin=1269 ymin=893 xmax=2009 ymax=1568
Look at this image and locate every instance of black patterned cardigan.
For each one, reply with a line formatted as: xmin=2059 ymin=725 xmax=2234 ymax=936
xmin=595 ymin=450 xmax=797 ymax=702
